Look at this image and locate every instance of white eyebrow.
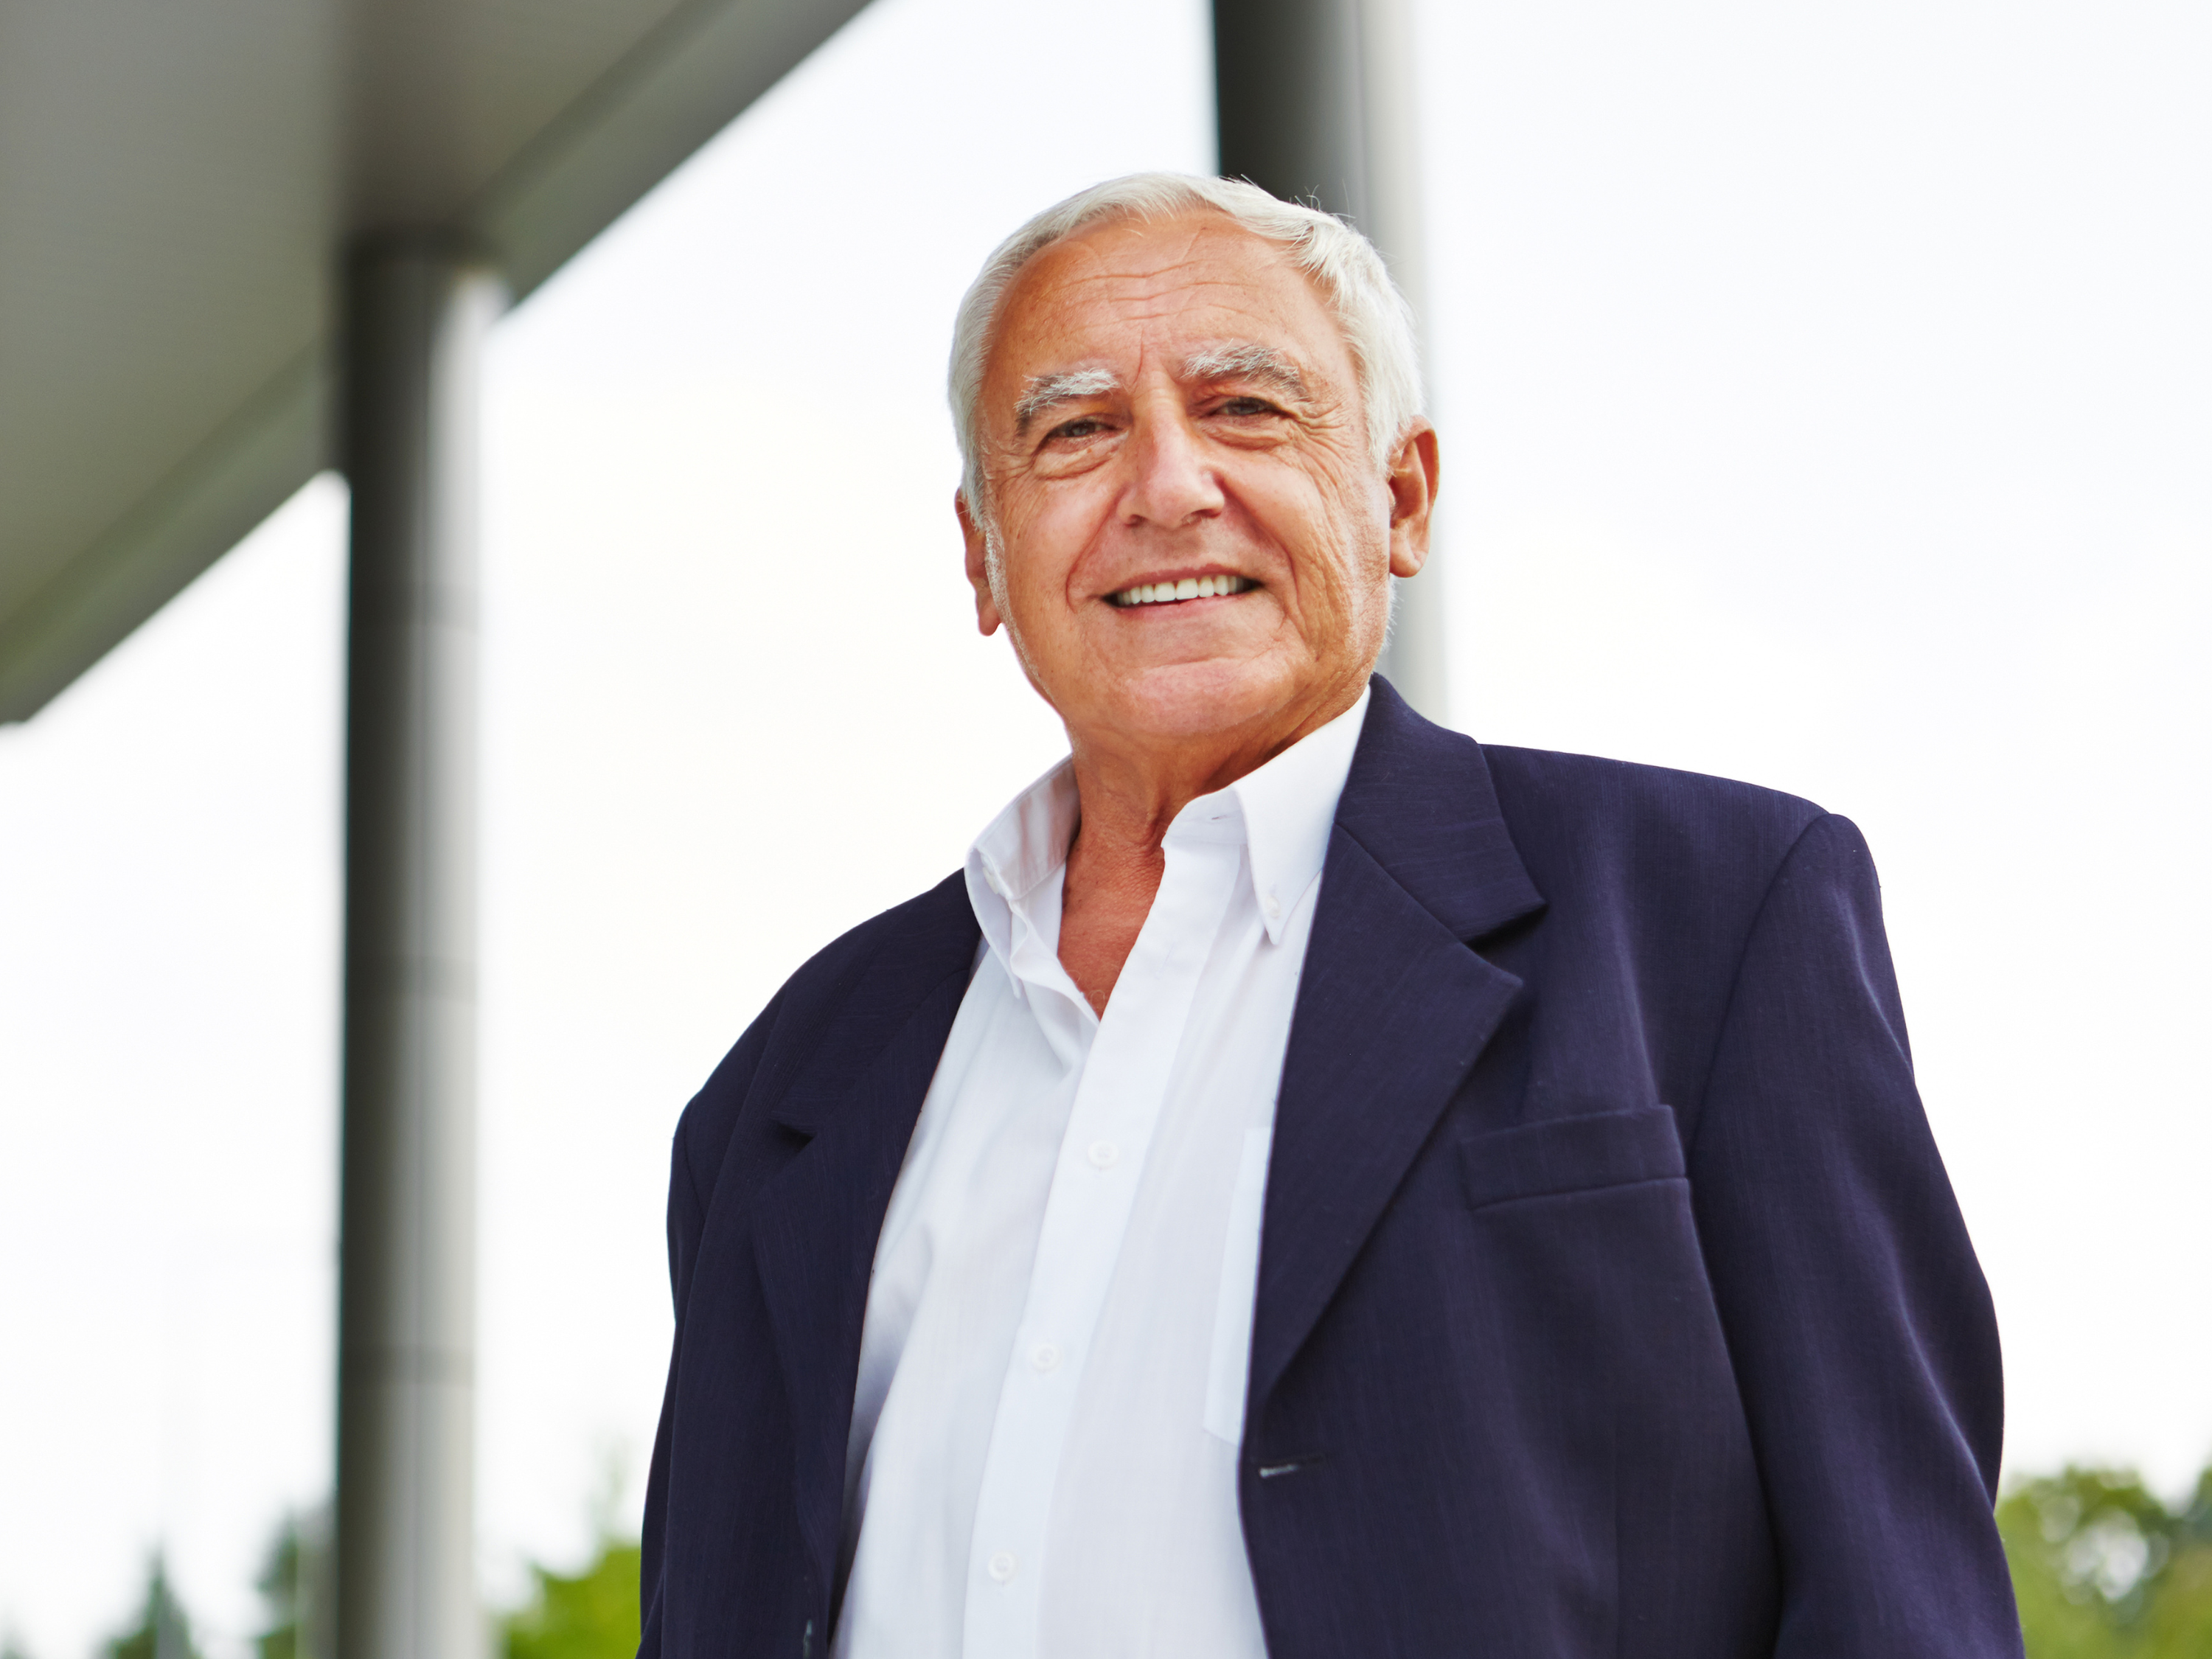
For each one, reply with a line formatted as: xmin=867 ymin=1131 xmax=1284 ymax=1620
xmin=1181 ymin=342 xmax=1310 ymax=400
xmin=1015 ymin=369 xmax=1121 ymax=433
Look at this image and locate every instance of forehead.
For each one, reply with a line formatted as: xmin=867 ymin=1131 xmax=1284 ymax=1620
xmin=986 ymin=212 xmax=1353 ymax=393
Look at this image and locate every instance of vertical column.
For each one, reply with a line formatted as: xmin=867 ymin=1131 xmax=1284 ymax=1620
xmin=337 ymin=236 xmax=503 ymax=1659
xmin=1213 ymin=0 xmax=1447 ymax=721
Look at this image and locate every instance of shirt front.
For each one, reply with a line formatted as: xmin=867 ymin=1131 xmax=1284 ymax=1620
xmin=830 ymin=689 xmax=1369 ymax=1659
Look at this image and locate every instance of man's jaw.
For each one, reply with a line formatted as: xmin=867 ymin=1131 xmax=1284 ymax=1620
xmin=1105 ymin=572 xmax=1259 ymax=608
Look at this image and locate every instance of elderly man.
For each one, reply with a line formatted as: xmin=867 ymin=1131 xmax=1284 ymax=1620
xmin=639 ymin=175 xmax=2022 ymax=1658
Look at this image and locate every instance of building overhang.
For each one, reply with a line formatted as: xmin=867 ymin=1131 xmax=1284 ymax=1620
xmin=0 ymin=0 xmax=870 ymax=721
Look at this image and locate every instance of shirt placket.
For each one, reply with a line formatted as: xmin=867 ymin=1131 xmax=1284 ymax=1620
xmin=961 ymin=823 xmax=1243 ymax=1659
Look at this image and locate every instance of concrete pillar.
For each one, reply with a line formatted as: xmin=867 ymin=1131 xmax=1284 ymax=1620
xmin=1213 ymin=0 xmax=1447 ymax=720
xmin=335 ymin=237 xmax=502 ymax=1659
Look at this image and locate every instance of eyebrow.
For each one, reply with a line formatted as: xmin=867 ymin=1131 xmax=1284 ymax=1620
xmin=1015 ymin=369 xmax=1121 ymax=434
xmin=1181 ymin=341 xmax=1310 ymax=402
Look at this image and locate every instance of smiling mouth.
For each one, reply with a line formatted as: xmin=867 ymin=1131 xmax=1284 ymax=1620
xmin=1107 ymin=574 xmax=1257 ymax=608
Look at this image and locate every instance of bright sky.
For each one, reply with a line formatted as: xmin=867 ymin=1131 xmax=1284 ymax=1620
xmin=2 ymin=1 xmax=2207 ymax=1655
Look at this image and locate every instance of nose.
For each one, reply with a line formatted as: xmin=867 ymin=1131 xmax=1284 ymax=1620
xmin=1121 ymin=396 xmax=1223 ymax=530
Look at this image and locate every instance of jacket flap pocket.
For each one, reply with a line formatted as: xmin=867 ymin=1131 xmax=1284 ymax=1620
xmin=1458 ymin=1105 xmax=1685 ymax=1211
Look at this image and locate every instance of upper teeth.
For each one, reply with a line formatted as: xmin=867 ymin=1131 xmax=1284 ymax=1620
xmin=1110 ymin=574 xmax=1253 ymax=607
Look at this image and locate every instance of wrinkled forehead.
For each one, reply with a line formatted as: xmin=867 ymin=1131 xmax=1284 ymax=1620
xmin=983 ymin=211 xmax=1355 ymax=406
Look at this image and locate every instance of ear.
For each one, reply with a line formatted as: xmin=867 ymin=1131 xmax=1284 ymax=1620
xmin=1385 ymin=424 xmax=1440 ymax=579
xmin=956 ymin=490 xmax=1003 ymax=636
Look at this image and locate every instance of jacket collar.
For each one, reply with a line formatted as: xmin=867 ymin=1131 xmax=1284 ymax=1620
xmin=1332 ymin=675 xmax=1545 ymax=944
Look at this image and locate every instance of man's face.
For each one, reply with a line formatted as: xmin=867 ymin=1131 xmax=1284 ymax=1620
xmin=961 ymin=212 xmax=1436 ymax=753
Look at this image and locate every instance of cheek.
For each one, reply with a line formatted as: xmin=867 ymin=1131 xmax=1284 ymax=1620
xmin=1026 ymin=481 xmax=1124 ymax=582
xmin=993 ymin=502 xmax=1090 ymax=626
xmin=1328 ymin=475 xmax=1396 ymax=582
xmin=1269 ymin=476 xmax=1386 ymax=604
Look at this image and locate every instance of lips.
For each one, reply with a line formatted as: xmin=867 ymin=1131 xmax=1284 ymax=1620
xmin=1107 ymin=573 xmax=1256 ymax=608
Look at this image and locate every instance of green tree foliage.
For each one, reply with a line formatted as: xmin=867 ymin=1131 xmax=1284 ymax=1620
xmin=103 ymin=1558 xmax=203 ymax=1659
xmin=86 ymin=1457 xmax=2212 ymax=1659
xmin=501 ymin=1537 xmax=643 ymax=1659
xmin=254 ymin=1509 xmax=330 ymax=1659
xmin=2001 ymin=1465 xmax=2212 ymax=1658
xmin=237 ymin=1492 xmax=638 ymax=1659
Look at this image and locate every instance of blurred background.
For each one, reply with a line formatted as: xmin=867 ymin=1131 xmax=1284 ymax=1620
xmin=1 ymin=0 xmax=2206 ymax=1655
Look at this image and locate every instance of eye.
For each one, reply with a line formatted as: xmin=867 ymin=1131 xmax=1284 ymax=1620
xmin=1046 ymin=416 xmax=1109 ymax=442
xmin=1217 ymin=396 xmax=1280 ymax=418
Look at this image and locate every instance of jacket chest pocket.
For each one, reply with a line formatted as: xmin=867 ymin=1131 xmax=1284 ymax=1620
xmin=1458 ymin=1105 xmax=1686 ymax=1211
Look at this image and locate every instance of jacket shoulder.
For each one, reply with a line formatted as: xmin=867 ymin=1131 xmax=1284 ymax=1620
xmin=1470 ymin=745 xmax=1889 ymax=1145
xmin=1479 ymin=743 xmax=1833 ymax=900
xmin=672 ymin=872 xmax=977 ymax=1208
xmin=765 ymin=870 xmax=978 ymax=1043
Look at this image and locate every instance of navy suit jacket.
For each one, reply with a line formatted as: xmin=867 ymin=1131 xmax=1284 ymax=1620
xmin=639 ymin=678 xmax=2023 ymax=1658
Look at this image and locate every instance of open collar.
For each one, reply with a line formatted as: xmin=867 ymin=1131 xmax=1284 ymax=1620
xmin=962 ymin=684 xmax=1374 ymax=987
xmin=1222 ymin=684 xmax=1367 ymax=945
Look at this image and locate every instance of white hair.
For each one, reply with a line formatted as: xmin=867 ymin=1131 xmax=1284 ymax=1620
xmin=947 ymin=173 xmax=1425 ymax=508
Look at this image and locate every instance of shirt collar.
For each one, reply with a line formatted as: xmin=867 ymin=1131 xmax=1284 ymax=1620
xmin=964 ymin=682 xmax=1373 ymax=972
xmin=966 ymin=755 xmax=1082 ymax=1002
xmin=1212 ymin=684 xmax=1368 ymax=945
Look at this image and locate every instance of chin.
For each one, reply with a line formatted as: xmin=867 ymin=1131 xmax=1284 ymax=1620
xmin=1106 ymin=657 xmax=1294 ymax=740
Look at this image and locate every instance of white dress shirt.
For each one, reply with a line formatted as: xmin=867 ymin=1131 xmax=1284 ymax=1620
xmin=830 ymin=688 xmax=1368 ymax=1659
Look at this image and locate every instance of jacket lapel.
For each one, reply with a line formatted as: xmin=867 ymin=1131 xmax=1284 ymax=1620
xmin=746 ymin=888 xmax=978 ymax=1600
xmin=1250 ymin=678 xmax=1545 ymax=1413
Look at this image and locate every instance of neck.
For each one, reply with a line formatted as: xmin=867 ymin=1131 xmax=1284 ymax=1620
xmin=1049 ymin=678 xmax=1365 ymax=1014
xmin=1066 ymin=681 xmax=1361 ymax=860
xmin=1066 ymin=745 xmax=1246 ymax=862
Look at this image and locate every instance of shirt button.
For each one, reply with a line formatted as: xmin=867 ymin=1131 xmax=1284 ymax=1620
xmin=1030 ymin=1342 xmax=1062 ymax=1373
xmin=987 ymin=1551 xmax=1018 ymax=1583
xmin=1086 ymin=1140 xmax=1119 ymax=1171
xmin=1265 ymin=891 xmax=1282 ymax=918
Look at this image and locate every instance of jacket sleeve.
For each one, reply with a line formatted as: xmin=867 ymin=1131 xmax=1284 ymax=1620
xmin=637 ymin=993 xmax=785 ymax=1659
xmin=1685 ymin=813 xmax=2023 ymax=1656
